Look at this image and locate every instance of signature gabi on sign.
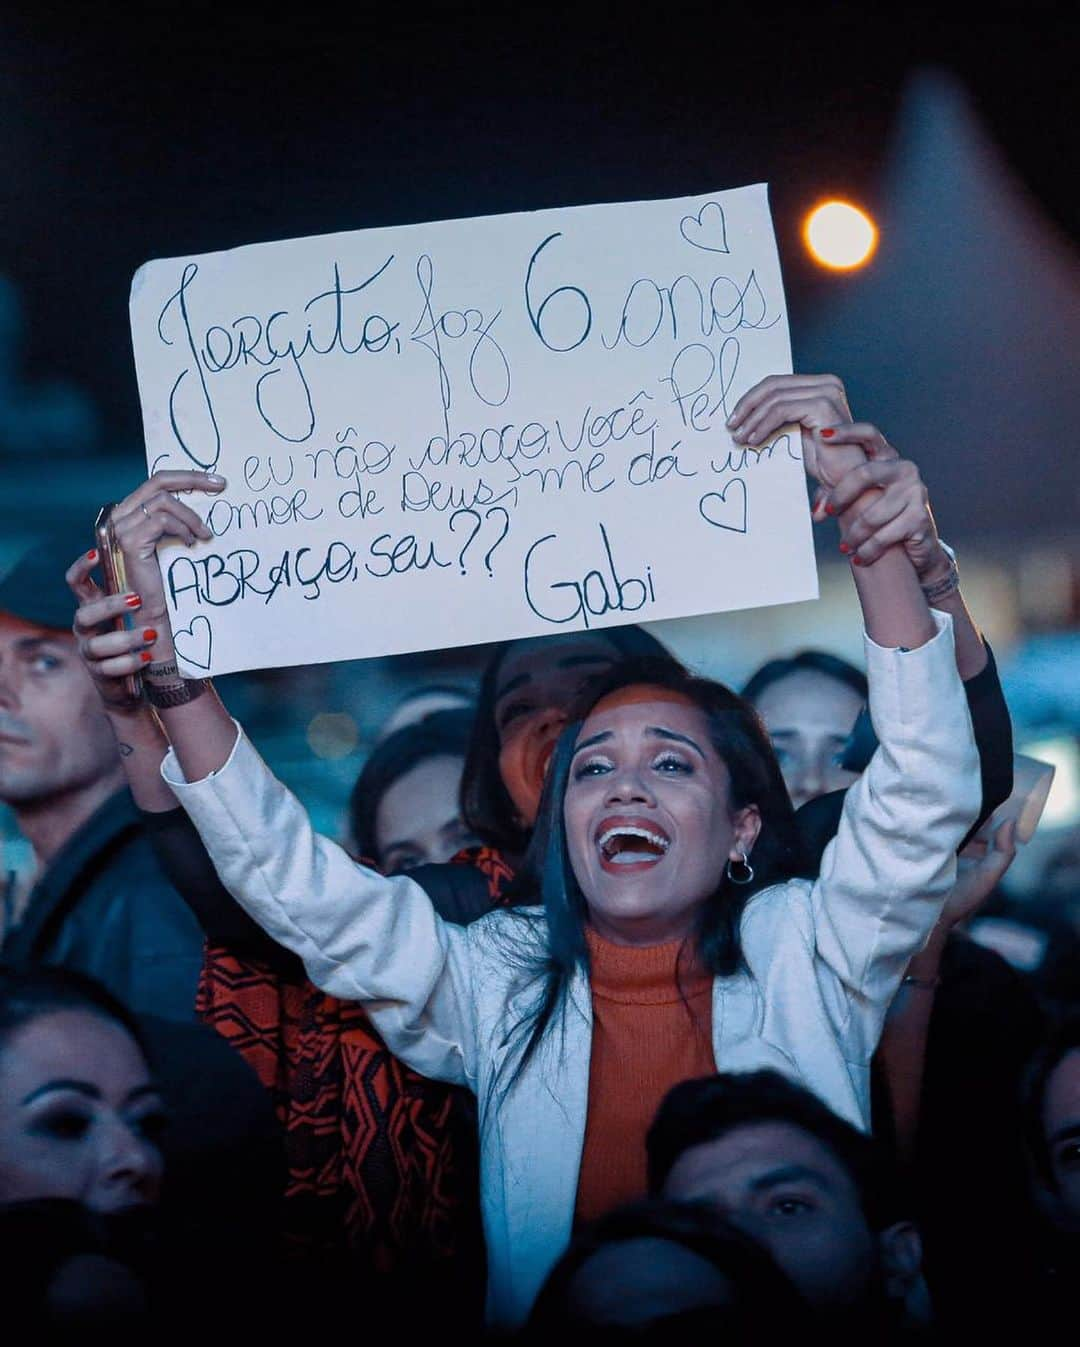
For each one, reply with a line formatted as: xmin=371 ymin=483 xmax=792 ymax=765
xmin=129 ymin=184 xmax=816 ymax=677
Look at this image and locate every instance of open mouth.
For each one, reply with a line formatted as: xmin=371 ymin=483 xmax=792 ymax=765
xmin=595 ymin=819 xmax=671 ymax=870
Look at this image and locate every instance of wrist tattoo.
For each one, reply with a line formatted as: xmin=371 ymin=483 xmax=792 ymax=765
xmin=920 ymin=566 xmax=960 ymax=605
xmin=144 ymin=659 xmax=180 ymax=679
xmin=118 ymin=742 xmax=134 ymax=758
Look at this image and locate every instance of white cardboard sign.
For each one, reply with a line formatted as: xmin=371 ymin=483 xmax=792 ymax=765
xmin=129 ymin=183 xmax=817 ymax=676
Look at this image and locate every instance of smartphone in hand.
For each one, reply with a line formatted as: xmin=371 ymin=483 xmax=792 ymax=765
xmin=94 ymin=503 xmax=142 ymax=703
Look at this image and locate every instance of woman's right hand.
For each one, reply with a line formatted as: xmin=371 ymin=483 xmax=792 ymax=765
xmin=105 ymin=471 xmax=226 ymax=637
xmin=67 ymin=550 xmax=156 ymax=707
xmin=65 ymin=471 xmax=226 ymax=702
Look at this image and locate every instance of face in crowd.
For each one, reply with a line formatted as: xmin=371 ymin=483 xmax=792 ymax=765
xmin=659 ymin=1118 xmax=920 ymax=1313
xmin=563 ymin=688 xmax=760 ymax=945
xmin=374 ymin=752 xmax=476 ymax=872
xmin=0 ymin=613 xmax=120 ymax=810
xmin=493 ymin=634 xmax=622 ymax=829
xmin=1041 ymin=1046 xmax=1080 ymax=1227
xmin=749 ymin=667 xmax=863 ymax=811
xmin=0 ymin=1007 xmax=166 ymax=1213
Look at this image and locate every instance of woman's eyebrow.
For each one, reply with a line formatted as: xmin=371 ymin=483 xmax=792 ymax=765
xmin=649 ymin=727 xmax=706 ymax=760
xmin=572 ymin=730 xmax=613 ymax=755
xmin=21 ymin=1079 xmax=100 ymax=1106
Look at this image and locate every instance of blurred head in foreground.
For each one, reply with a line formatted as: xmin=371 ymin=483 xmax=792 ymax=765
xmin=526 ymin=1198 xmax=807 ymax=1341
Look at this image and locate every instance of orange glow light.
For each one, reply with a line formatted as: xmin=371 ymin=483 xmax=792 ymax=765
xmin=803 ymin=200 xmax=878 ymax=271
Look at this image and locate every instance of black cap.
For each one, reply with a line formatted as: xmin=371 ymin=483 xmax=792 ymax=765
xmin=0 ymin=529 xmax=99 ymax=633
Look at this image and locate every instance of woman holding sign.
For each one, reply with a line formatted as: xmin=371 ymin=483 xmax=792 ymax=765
xmin=69 ymin=374 xmax=980 ymax=1327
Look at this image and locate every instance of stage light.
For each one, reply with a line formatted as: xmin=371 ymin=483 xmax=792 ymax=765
xmin=803 ymin=201 xmax=878 ymax=270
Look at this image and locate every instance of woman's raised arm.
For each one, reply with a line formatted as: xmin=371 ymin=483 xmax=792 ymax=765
xmin=730 ymin=374 xmax=980 ymax=1062
xmin=68 ymin=470 xmax=486 ymax=1087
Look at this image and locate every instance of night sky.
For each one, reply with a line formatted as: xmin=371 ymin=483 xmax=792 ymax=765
xmin=2 ymin=8 xmax=1076 ymax=447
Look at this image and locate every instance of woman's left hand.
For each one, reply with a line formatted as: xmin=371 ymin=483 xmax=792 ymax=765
xmin=726 ymin=373 xmax=865 ymax=488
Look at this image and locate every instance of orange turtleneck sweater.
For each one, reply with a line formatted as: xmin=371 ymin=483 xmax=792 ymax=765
xmin=573 ymin=927 xmax=715 ymax=1224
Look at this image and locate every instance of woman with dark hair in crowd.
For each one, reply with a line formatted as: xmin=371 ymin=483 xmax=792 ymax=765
xmin=346 ymin=707 xmax=478 ymax=872
xmin=742 ymin=649 xmax=868 ymax=811
xmin=69 ymin=372 xmax=980 ymax=1324
xmin=0 ymin=966 xmax=165 ymax=1324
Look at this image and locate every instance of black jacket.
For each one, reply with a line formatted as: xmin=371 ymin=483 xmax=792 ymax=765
xmin=3 ymin=789 xmax=204 ymax=1021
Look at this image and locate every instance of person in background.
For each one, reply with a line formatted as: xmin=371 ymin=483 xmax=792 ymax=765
xmin=741 ymin=650 xmax=867 ymax=810
xmin=347 ymin=708 xmax=478 ymax=871
xmin=0 ymin=966 xmax=165 ymax=1211
xmin=373 ymin=683 xmax=474 ymax=743
xmin=1026 ymin=1018 xmax=1080 ymax=1231
xmin=0 ymin=535 xmax=203 ymax=1021
xmin=1015 ymin=1019 xmax=1080 ymax=1335
xmin=0 ymin=966 xmax=165 ymax=1325
xmin=648 ymin=1071 xmax=925 ymax=1337
xmin=0 ymin=965 xmax=282 ymax=1330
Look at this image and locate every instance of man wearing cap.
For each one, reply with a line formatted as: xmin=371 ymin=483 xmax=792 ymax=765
xmin=0 ymin=536 xmax=204 ymax=1020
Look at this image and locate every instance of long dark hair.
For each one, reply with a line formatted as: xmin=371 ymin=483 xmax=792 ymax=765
xmin=497 ymin=657 xmax=804 ymax=1090
xmin=461 ymin=625 xmax=675 ymax=856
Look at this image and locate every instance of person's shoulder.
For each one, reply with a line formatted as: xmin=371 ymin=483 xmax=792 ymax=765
xmin=739 ymin=878 xmax=815 ymax=939
xmin=81 ymin=827 xmax=203 ymax=939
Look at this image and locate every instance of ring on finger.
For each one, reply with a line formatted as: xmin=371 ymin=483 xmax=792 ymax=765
xmin=140 ymin=502 xmax=153 ymax=521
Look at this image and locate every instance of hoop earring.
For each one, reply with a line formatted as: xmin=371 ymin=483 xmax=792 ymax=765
xmin=726 ymin=850 xmax=754 ymax=886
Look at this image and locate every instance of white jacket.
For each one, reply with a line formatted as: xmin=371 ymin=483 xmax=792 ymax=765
xmin=163 ymin=613 xmax=980 ymax=1328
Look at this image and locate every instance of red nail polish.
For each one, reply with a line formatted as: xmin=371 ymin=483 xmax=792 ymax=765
xmin=140 ymin=651 xmax=154 ymax=663
xmin=86 ymin=548 xmax=97 ymax=561
xmin=825 ymin=503 xmax=835 ymax=516
xmin=820 ymin=428 xmax=836 ymax=439
xmin=852 ymin=555 xmax=864 ymax=567
xmin=143 ymin=628 xmax=157 ymax=643
xmin=124 ymin=595 xmax=141 ymax=609
xmin=839 ymin=542 xmax=851 ymax=554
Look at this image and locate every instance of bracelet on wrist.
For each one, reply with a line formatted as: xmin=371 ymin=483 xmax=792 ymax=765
xmin=143 ymin=678 xmax=209 ymax=709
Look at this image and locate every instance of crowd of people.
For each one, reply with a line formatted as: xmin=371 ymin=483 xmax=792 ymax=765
xmin=1 ymin=373 xmax=1076 ymax=1339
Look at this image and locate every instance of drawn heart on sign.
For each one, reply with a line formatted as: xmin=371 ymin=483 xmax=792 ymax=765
xmin=679 ymin=201 xmax=730 ymax=254
xmin=173 ymin=616 xmax=213 ymax=671
xmin=698 ymin=479 xmax=748 ymax=533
